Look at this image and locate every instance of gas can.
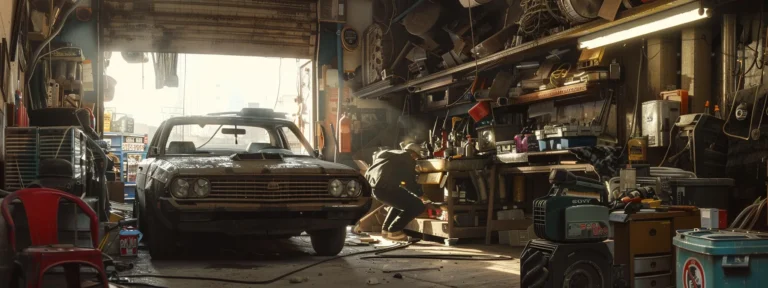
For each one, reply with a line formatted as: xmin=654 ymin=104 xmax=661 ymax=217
xmin=119 ymin=229 xmax=143 ymax=257
xmin=674 ymin=229 xmax=768 ymax=288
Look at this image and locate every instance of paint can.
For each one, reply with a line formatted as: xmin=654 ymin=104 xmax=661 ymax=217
xmin=119 ymin=229 xmax=142 ymax=257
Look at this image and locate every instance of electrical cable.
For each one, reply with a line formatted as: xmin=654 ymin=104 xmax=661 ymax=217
xmin=722 ymin=56 xmax=764 ymax=141
xmin=26 ymin=0 xmax=84 ymax=110
xmin=756 ymin=2 xmax=765 ymax=70
xmin=382 ymin=0 xmax=398 ymax=35
xmin=273 ymin=58 xmax=283 ymax=110
xmin=658 ymin=125 xmax=678 ymax=167
xmin=467 ymin=4 xmax=479 ymax=80
xmin=112 ymin=282 xmax=169 ymax=288
xmin=548 ymin=63 xmax=571 ymax=87
xmin=196 ymin=125 xmax=223 ymax=149
xmin=120 ymin=242 xmax=412 ymax=285
xmin=620 ymin=46 xmax=645 ymax=159
xmin=360 ymin=254 xmax=515 ymax=261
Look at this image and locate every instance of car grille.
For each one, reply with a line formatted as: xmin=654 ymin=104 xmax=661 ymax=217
xmin=206 ymin=175 xmax=352 ymax=202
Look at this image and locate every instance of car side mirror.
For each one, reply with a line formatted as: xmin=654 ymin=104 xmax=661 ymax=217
xmin=313 ymin=149 xmax=321 ymax=158
xmin=150 ymin=147 xmax=159 ymax=155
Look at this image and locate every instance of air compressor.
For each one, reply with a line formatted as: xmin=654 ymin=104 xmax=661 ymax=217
xmin=532 ymin=169 xmax=610 ymax=242
xmin=521 ymin=169 xmax=619 ymax=288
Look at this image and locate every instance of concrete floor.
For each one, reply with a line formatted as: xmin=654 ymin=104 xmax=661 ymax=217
xmin=113 ymin=233 xmax=524 ymax=288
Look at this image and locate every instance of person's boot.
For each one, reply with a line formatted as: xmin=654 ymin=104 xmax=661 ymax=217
xmin=383 ymin=230 xmax=408 ymax=241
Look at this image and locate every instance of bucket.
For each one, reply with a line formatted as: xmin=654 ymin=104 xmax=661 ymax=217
xmin=119 ymin=229 xmax=142 ymax=257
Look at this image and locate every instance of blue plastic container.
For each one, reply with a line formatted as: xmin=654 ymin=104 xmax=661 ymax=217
xmin=674 ymin=229 xmax=768 ymax=288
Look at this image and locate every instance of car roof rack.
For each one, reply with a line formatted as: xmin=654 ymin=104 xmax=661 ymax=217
xmin=206 ymin=108 xmax=288 ymax=119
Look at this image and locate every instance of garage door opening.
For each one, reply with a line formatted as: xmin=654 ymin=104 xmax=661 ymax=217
xmin=104 ymin=53 xmax=314 ymax=144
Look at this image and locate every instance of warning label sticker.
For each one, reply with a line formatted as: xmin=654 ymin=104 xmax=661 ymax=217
xmin=682 ymin=257 xmax=706 ymax=288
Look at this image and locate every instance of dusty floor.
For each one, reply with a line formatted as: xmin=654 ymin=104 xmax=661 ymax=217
xmin=113 ymin=233 xmax=524 ymax=288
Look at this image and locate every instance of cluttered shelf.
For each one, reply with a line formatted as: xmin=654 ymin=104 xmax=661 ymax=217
xmin=352 ymin=0 xmax=697 ymax=100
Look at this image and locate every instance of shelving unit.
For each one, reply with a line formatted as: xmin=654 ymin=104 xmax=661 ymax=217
xmin=103 ymin=132 xmax=148 ymax=202
xmin=352 ymin=0 xmax=696 ymax=100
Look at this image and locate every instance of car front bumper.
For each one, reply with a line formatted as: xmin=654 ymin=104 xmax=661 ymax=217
xmin=153 ymin=197 xmax=371 ymax=235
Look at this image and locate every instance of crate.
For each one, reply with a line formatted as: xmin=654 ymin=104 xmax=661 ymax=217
xmin=669 ymin=178 xmax=734 ymax=211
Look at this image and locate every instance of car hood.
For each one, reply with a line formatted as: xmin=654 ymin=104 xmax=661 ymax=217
xmin=161 ymin=155 xmax=359 ymax=176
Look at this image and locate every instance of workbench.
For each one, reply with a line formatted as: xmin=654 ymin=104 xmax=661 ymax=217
xmin=485 ymin=150 xmax=598 ymax=244
xmin=406 ymin=159 xmax=491 ymax=245
xmin=406 ymin=151 xmax=597 ymax=245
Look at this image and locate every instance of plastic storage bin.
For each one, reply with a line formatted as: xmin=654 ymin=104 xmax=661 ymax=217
xmin=674 ymin=229 xmax=768 ymax=288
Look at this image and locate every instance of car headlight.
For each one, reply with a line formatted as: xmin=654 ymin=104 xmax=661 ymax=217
xmin=345 ymin=180 xmax=362 ymax=197
xmin=192 ymin=178 xmax=210 ymax=197
xmin=172 ymin=179 xmax=190 ymax=198
xmin=329 ymin=179 xmax=343 ymax=197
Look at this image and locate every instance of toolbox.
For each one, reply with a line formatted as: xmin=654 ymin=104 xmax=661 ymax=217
xmin=674 ymin=229 xmax=768 ymax=288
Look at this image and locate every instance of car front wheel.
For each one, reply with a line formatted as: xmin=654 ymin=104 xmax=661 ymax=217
xmin=309 ymin=227 xmax=346 ymax=256
xmin=147 ymin=206 xmax=177 ymax=260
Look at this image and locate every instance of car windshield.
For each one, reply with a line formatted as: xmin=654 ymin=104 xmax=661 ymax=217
xmin=163 ymin=122 xmax=312 ymax=156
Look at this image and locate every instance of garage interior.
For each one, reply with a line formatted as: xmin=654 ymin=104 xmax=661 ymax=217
xmin=1 ymin=0 xmax=768 ymax=287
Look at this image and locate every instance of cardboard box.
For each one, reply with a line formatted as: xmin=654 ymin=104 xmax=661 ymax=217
xmin=108 ymin=181 xmax=125 ymax=203
xmin=508 ymin=225 xmax=539 ymax=247
xmin=497 ymin=209 xmax=525 ymax=220
xmin=498 ymin=230 xmax=512 ymax=245
xmin=701 ymin=208 xmax=728 ymax=229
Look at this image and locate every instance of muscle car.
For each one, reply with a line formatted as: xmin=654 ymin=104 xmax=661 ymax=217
xmin=135 ymin=108 xmax=370 ymax=258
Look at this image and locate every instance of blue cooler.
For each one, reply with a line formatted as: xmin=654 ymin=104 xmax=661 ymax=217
xmin=674 ymin=229 xmax=768 ymax=288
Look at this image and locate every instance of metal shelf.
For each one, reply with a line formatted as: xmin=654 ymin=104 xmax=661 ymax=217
xmin=353 ymin=0 xmax=697 ymax=99
xmin=498 ymin=163 xmax=595 ymax=174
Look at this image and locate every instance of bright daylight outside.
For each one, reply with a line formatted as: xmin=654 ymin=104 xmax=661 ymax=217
xmin=105 ymin=53 xmax=313 ymax=153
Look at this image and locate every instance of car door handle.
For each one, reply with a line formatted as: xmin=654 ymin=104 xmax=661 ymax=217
xmin=139 ymin=167 xmax=143 ymax=171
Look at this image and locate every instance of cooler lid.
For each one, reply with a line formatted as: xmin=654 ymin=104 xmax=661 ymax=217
xmin=674 ymin=229 xmax=768 ymax=255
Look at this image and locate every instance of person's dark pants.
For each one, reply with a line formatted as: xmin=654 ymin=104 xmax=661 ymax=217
xmin=373 ymin=186 xmax=425 ymax=232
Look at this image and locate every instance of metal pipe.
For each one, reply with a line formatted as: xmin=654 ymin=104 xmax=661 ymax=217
xmin=335 ymin=23 xmax=344 ymax=163
xmin=96 ymin=0 xmax=103 ymax=137
xmin=393 ymin=0 xmax=427 ymax=23
xmin=722 ymin=14 xmax=737 ymax=115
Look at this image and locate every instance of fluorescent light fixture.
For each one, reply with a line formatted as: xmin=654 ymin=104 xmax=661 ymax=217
xmin=579 ymin=2 xmax=710 ymax=49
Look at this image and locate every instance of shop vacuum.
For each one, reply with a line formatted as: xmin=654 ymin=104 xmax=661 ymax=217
xmin=520 ymin=170 xmax=621 ymax=288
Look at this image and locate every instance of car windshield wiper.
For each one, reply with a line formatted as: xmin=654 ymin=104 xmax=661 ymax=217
xmin=197 ymin=125 xmax=223 ymax=149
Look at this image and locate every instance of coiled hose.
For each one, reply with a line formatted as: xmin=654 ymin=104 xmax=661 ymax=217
xmin=520 ymin=250 xmax=550 ymax=288
xmin=730 ymin=198 xmax=768 ymax=230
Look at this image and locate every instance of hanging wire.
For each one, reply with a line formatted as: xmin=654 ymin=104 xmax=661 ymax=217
xmin=273 ymin=58 xmax=283 ymax=109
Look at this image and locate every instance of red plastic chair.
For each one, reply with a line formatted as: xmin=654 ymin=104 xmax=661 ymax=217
xmin=1 ymin=188 xmax=108 ymax=288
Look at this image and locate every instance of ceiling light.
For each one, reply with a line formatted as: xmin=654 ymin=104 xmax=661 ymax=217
xmin=578 ymin=2 xmax=710 ymax=49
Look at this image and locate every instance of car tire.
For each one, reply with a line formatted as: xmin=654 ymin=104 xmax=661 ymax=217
xmin=309 ymin=227 xmax=347 ymax=256
xmin=146 ymin=206 xmax=176 ymax=260
xmin=133 ymin=196 xmax=147 ymax=238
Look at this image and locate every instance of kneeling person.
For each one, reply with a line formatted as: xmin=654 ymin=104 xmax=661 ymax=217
xmin=365 ymin=144 xmax=426 ymax=241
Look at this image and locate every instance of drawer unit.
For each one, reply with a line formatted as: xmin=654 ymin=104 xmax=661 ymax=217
xmin=629 ymin=220 xmax=671 ymax=255
xmin=633 ymin=255 xmax=672 ymax=274
xmin=611 ymin=211 xmax=700 ymax=288
xmin=634 ymin=272 xmax=671 ymax=288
